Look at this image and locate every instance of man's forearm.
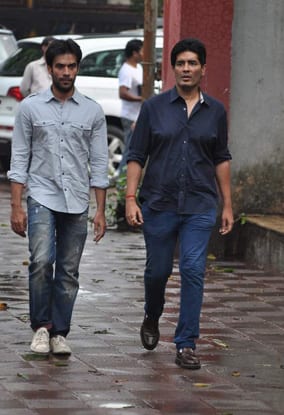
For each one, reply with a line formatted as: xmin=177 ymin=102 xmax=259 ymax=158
xmin=93 ymin=187 xmax=106 ymax=213
xmin=10 ymin=182 xmax=25 ymax=208
xmin=215 ymin=161 xmax=232 ymax=207
xmin=126 ymin=161 xmax=142 ymax=197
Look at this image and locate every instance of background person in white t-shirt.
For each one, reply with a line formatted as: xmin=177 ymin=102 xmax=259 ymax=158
xmin=20 ymin=36 xmax=55 ymax=97
xmin=118 ymin=38 xmax=143 ymax=176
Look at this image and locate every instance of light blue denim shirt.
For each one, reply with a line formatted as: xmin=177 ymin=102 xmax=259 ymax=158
xmin=8 ymin=87 xmax=109 ymax=213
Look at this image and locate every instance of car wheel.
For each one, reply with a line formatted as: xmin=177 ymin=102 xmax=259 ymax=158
xmin=0 ymin=155 xmax=10 ymax=172
xmin=107 ymin=124 xmax=124 ymax=178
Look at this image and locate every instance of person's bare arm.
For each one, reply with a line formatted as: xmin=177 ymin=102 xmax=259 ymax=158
xmin=20 ymin=63 xmax=33 ymax=97
xmin=119 ymin=85 xmax=143 ymax=102
xmin=10 ymin=182 xmax=27 ymax=237
xmin=215 ymin=160 xmax=234 ymax=235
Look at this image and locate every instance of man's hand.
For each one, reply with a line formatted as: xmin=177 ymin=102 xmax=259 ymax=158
xmin=93 ymin=211 xmax=107 ymax=242
xmin=219 ymin=206 xmax=234 ymax=235
xmin=10 ymin=206 xmax=27 ymax=237
xmin=125 ymin=199 xmax=143 ymax=227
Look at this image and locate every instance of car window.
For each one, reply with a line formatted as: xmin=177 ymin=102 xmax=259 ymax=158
xmin=0 ymin=32 xmax=17 ymax=62
xmin=0 ymin=43 xmax=42 ymax=76
xmin=79 ymin=49 xmax=124 ymax=78
xmin=79 ymin=47 xmax=163 ymax=79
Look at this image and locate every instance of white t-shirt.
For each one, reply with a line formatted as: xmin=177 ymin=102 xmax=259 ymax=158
xmin=20 ymin=57 xmax=51 ymax=97
xmin=118 ymin=62 xmax=143 ymax=122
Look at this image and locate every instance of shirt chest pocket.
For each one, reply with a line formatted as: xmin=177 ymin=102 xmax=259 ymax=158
xmin=33 ymin=120 xmax=56 ymax=143
xmin=71 ymin=123 xmax=92 ymax=142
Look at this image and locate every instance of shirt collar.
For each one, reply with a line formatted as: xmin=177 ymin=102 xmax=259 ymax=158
xmin=170 ymin=86 xmax=209 ymax=106
xmin=44 ymin=87 xmax=80 ymax=104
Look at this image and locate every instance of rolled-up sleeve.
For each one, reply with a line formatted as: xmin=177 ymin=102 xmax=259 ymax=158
xmin=127 ymin=102 xmax=151 ymax=168
xmin=7 ymin=101 xmax=32 ymax=184
xmin=89 ymin=105 xmax=109 ymax=188
xmin=213 ymin=109 xmax=232 ymax=165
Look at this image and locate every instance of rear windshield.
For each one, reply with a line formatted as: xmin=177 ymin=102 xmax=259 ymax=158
xmin=0 ymin=42 xmax=42 ymax=76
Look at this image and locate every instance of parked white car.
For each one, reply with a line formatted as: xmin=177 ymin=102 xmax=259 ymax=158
xmin=0 ymin=34 xmax=163 ymax=175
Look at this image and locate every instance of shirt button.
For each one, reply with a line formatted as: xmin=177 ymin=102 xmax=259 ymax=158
xmin=61 ymin=122 xmax=64 ymax=125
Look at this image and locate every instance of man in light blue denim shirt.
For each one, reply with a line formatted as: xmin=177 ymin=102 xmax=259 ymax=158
xmin=8 ymin=39 xmax=109 ymax=356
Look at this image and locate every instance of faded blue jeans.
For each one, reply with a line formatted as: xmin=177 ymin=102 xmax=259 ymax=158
xmin=27 ymin=197 xmax=88 ymax=336
xmin=141 ymin=204 xmax=217 ymax=350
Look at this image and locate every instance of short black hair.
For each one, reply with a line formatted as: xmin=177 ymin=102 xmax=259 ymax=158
xmin=171 ymin=38 xmax=206 ymax=67
xmin=41 ymin=36 xmax=55 ymax=47
xmin=125 ymin=39 xmax=143 ymax=59
xmin=45 ymin=38 xmax=82 ymax=67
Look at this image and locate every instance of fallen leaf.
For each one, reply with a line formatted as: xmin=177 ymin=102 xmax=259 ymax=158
xmin=100 ymin=403 xmax=135 ymax=409
xmin=231 ymin=370 xmax=240 ymax=377
xmin=212 ymin=338 xmax=229 ymax=348
xmin=193 ymin=383 xmax=211 ymax=388
xmin=207 ymin=253 xmax=216 ymax=260
xmin=22 ymin=260 xmax=29 ymax=266
xmin=18 ymin=314 xmax=29 ymax=322
xmin=94 ymin=329 xmax=113 ymax=334
xmin=17 ymin=372 xmax=29 ymax=380
xmin=54 ymin=361 xmax=69 ymax=367
xmin=0 ymin=303 xmax=8 ymax=311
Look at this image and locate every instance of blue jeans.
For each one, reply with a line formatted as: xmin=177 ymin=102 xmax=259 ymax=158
xmin=27 ymin=197 xmax=88 ymax=336
xmin=141 ymin=204 xmax=216 ymax=350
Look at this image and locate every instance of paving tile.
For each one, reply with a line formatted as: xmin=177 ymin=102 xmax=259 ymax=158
xmin=0 ymin=177 xmax=284 ymax=414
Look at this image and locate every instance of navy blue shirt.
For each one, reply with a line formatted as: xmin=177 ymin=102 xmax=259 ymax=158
xmin=127 ymin=87 xmax=232 ymax=214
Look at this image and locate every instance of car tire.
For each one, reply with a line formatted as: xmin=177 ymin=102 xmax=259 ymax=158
xmin=0 ymin=155 xmax=10 ymax=172
xmin=107 ymin=124 xmax=124 ymax=178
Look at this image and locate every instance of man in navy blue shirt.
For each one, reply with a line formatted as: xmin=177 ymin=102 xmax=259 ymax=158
xmin=125 ymin=38 xmax=234 ymax=369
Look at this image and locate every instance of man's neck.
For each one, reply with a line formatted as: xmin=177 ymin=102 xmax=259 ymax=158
xmin=126 ymin=56 xmax=138 ymax=68
xmin=177 ymin=85 xmax=200 ymax=102
xmin=51 ymin=86 xmax=74 ymax=102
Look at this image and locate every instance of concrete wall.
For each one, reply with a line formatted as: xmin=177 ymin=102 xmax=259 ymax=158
xmin=229 ymin=0 xmax=284 ymax=215
xmin=163 ymin=0 xmax=233 ymax=111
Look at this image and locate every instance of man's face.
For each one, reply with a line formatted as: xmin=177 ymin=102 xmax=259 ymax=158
xmin=48 ymin=53 xmax=79 ymax=94
xmin=173 ymin=50 xmax=206 ymax=91
xmin=134 ymin=47 xmax=144 ymax=63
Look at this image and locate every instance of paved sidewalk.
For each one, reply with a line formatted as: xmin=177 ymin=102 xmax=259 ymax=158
xmin=0 ymin=177 xmax=284 ymax=415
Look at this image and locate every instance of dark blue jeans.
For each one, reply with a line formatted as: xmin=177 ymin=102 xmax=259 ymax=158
xmin=141 ymin=204 xmax=216 ymax=350
xmin=27 ymin=197 xmax=88 ymax=336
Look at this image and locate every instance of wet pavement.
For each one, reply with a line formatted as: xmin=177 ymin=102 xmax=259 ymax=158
xmin=0 ymin=176 xmax=284 ymax=415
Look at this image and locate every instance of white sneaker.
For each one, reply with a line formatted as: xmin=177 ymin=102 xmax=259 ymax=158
xmin=30 ymin=327 xmax=50 ymax=354
xmin=50 ymin=335 xmax=72 ymax=355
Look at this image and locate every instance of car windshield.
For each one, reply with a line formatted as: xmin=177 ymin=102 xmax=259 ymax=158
xmin=0 ymin=42 xmax=42 ymax=76
xmin=0 ymin=31 xmax=17 ymax=62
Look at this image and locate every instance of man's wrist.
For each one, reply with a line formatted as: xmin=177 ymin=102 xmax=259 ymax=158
xmin=11 ymin=202 xmax=22 ymax=208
